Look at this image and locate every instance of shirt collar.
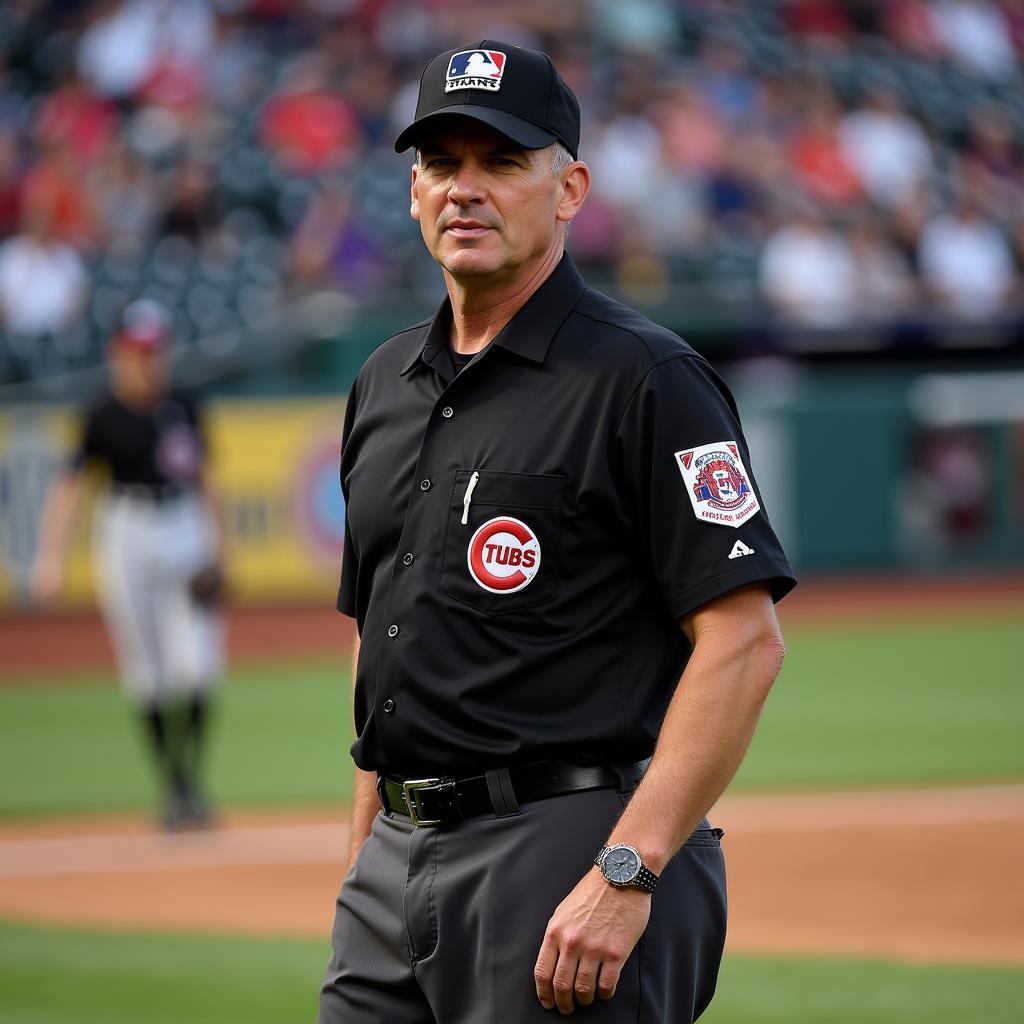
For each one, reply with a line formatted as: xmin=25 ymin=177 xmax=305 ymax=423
xmin=399 ymin=253 xmax=587 ymax=377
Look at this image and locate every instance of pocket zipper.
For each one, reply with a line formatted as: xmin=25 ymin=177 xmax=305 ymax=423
xmin=461 ymin=470 xmax=480 ymax=525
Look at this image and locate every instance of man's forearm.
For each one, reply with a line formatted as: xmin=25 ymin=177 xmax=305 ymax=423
xmin=606 ymin=584 xmax=785 ymax=873
xmin=346 ymin=766 xmax=379 ymax=872
xmin=533 ymin=584 xmax=784 ymax=1012
xmin=345 ymin=634 xmax=376 ymax=874
xmin=30 ymin=471 xmax=82 ymax=601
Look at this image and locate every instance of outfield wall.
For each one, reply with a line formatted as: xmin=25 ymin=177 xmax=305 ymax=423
xmin=1 ymin=369 xmax=1022 ymax=610
xmin=0 ymin=399 xmax=346 ymax=609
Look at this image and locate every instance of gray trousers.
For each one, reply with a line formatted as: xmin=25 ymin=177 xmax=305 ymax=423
xmin=319 ymin=786 xmax=726 ymax=1023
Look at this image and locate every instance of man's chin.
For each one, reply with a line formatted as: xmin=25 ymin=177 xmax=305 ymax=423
xmin=439 ymin=251 xmax=505 ymax=277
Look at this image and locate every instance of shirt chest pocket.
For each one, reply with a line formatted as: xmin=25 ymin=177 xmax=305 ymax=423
xmin=439 ymin=469 xmax=567 ymax=616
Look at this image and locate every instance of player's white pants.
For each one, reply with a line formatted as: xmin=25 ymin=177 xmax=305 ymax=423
xmin=93 ymin=491 xmax=225 ymax=706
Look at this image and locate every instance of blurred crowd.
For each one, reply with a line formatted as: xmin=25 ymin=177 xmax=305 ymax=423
xmin=2 ymin=0 xmax=1024 ymax=386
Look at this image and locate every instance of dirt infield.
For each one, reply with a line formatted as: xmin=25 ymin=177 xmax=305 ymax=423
xmin=3 ymin=574 xmax=1024 ymax=678
xmin=1 ymin=785 xmax=1022 ymax=966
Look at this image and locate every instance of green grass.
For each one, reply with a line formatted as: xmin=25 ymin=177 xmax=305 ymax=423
xmin=733 ymin=614 xmax=1024 ymax=790
xmin=0 ymin=921 xmax=1020 ymax=1024
xmin=0 ymin=614 xmax=1021 ymax=817
xmin=704 ymin=953 xmax=1024 ymax=1023
xmin=0 ymin=921 xmax=327 ymax=1024
xmin=0 ymin=659 xmax=354 ymax=818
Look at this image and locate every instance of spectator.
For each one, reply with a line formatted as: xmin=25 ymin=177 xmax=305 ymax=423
xmin=961 ymin=106 xmax=1023 ymax=227
xmin=0 ymin=127 xmax=21 ymax=238
xmin=784 ymin=0 xmax=854 ymax=43
xmin=289 ymin=187 xmax=389 ymax=296
xmin=89 ymin=142 xmax=161 ymax=245
xmin=655 ymin=79 xmax=729 ymax=175
xmin=759 ymin=206 xmax=858 ymax=326
xmin=1 ymin=0 xmax=1023 ymax=384
xmin=1000 ymin=0 xmax=1024 ymax=55
xmin=588 ymin=112 xmax=664 ymax=212
xmin=19 ymin=141 xmax=95 ymax=249
xmin=260 ymin=55 xmax=360 ymax=175
xmin=77 ymin=0 xmax=164 ymax=100
xmin=159 ymin=158 xmax=218 ymax=241
xmin=931 ymin=0 xmax=1018 ymax=78
xmin=692 ymin=32 xmax=759 ymax=128
xmin=918 ymin=197 xmax=1016 ymax=319
xmin=77 ymin=0 xmax=215 ymax=101
xmin=839 ymin=89 xmax=933 ymax=210
xmin=33 ymin=71 xmax=118 ymax=166
xmin=705 ymin=136 xmax=774 ymax=244
xmin=0 ymin=203 xmax=87 ymax=336
xmin=848 ymin=214 xmax=917 ymax=322
xmin=788 ymin=92 xmax=862 ymax=209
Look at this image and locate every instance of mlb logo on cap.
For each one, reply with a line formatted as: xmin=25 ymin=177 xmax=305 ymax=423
xmin=446 ymin=49 xmax=506 ymax=93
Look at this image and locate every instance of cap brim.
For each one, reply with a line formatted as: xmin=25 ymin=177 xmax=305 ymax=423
xmin=395 ymin=106 xmax=557 ymax=154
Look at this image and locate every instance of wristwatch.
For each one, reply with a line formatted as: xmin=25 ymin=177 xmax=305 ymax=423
xmin=594 ymin=844 xmax=659 ymax=894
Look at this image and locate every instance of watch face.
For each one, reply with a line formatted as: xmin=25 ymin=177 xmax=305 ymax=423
xmin=603 ymin=846 xmax=640 ymax=884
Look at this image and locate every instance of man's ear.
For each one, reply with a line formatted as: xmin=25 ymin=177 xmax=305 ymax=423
xmin=556 ymin=161 xmax=590 ymax=224
xmin=410 ymin=162 xmax=421 ymax=221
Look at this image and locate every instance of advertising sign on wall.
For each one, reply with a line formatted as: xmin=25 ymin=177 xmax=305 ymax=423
xmin=0 ymin=398 xmax=348 ymax=609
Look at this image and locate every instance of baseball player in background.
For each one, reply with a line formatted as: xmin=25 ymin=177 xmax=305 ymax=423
xmin=320 ymin=41 xmax=796 ymax=1023
xmin=31 ymin=300 xmax=226 ymax=830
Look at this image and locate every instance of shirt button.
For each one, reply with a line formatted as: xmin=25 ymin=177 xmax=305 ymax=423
xmin=387 ymin=624 xmax=399 ymax=638
xmin=441 ymin=406 xmax=454 ymax=418
xmin=382 ymin=699 xmax=395 ymax=713
xmin=402 ymin=553 xmax=414 ymax=566
xmin=420 ymin=478 xmax=432 ymax=491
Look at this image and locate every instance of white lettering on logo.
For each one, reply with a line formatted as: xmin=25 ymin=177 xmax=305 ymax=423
xmin=467 ymin=516 xmax=541 ymax=594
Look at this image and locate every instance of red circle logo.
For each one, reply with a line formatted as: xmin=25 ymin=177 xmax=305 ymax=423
xmin=467 ymin=516 xmax=542 ymax=594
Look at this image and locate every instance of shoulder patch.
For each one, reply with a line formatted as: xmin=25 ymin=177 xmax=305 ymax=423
xmin=674 ymin=441 xmax=760 ymax=528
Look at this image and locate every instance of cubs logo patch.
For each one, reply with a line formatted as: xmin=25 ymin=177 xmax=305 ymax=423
xmin=674 ymin=441 xmax=760 ymax=528
xmin=467 ymin=516 xmax=541 ymax=593
xmin=445 ymin=49 xmax=507 ymax=93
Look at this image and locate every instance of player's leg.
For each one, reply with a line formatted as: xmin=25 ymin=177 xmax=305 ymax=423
xmin=319 ymin=810 xmax=437 ymax=1024
xmin=158 ymin=497 xmax=225 ymax=824
xmin=93 ymin=497 xmax=183 ymax=824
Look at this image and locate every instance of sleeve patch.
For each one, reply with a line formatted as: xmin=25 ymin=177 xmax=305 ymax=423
xmin=674 ymin=441 xmax=761 ymax=529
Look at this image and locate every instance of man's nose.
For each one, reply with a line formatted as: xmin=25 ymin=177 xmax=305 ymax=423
xmin=447 ymin=162 xmax=485 ymax=204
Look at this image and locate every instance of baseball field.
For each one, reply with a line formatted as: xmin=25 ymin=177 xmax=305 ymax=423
xmin=1 ymin=576 xmax=1022 ymax=1023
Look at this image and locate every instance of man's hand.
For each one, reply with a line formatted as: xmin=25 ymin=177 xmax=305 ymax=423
xmin=534 ymin=868 xmax=651 ymax=1014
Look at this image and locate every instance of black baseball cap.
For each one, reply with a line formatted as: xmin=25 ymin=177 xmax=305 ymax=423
xmin=394 ymin=41 xmax=580 ymax=159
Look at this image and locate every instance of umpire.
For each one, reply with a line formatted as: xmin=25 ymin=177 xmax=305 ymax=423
xmin=321 ymin=41 xmax=797 ymax=1022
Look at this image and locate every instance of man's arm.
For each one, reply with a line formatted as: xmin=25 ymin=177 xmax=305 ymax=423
xmin=534 ymin=583 xmax=785 ymax=1015
xmin=30 ymin=469 xmax=84 ymax=604
xmin=345 ymin=634 xmax=379 ymax=877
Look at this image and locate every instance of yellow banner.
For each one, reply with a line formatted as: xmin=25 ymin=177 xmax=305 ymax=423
xmin=0 ymin=398 xmax=348 ymax=609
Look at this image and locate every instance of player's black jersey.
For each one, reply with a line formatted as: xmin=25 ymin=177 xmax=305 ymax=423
xmin=71 ymin=389 xmax=207 ymax=488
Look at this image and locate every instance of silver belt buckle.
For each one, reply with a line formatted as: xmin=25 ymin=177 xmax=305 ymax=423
xmin=402 ymin=777 xmax=443 ymax=827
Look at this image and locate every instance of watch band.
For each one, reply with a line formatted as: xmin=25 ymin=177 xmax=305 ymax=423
xmin=594 ymin=845 xmax=660 ymax=894
xmin=633 ymin=864 xmax=659 ymax=894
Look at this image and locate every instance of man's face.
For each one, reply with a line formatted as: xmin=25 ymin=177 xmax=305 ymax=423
xmin=410 ymin=121 xmax=568 ymax=282
xmin=110 ymin=342 xmax=168 ymax=403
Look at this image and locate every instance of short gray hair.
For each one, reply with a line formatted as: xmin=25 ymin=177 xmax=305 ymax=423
xmin=550 ymin=142 xmax=574 ymax=176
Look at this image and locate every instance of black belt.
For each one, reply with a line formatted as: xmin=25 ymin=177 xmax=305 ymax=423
xmin=379 ymin=758 xmax=650 ymax=828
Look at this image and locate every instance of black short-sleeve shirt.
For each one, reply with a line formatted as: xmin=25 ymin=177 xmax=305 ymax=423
xmin=71 ymin=389 xmax=207 ymax=488
xmin=338 ymin=255 xmax=796 ymax=777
